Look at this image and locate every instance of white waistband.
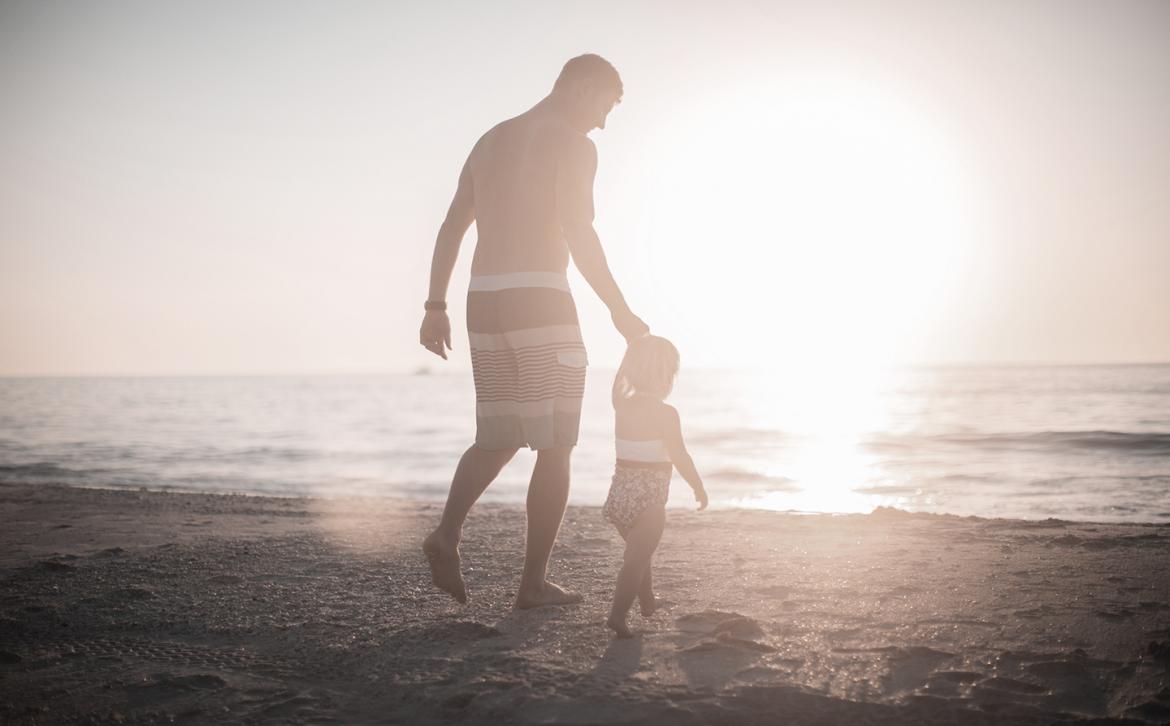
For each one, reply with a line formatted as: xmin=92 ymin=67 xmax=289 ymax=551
xmin=469 ymin=272 xmax=570 ymax=293
xmin=616 ymin=438 xmax=670 ymax=463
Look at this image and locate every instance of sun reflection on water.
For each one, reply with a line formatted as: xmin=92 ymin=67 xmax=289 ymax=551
xmin=731 ymin=363 xmax=912 ymax=514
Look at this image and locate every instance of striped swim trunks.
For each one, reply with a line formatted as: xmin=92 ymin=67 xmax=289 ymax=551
xmin=467 ymin=271 xmax=588 ymax=451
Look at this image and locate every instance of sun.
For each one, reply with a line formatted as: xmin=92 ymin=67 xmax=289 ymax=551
xmin=634 ymin=69 xmax=977 ymax=376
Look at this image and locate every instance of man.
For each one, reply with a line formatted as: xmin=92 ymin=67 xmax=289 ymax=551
xmin=419 ymin=54 xmax=648 ymax=609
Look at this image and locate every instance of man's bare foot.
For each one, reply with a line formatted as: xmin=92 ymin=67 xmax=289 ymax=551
xmin=607 ymin=615 xmax=634 ymax=639
xmin=514 ymin=581 xmax=583 ymax=610
xmin=422 ymin=531 xmax=466 ymax=604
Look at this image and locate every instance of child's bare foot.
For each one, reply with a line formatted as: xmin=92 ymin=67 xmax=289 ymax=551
xmin=607 ymin=615 xmax=634 ymax=639
xmin=639 ymin=596 xmax=660 ymax=617
xmin=515 ymin=581 xmax=583 ymax=610
xmin=422 ymin=531 xmax=466 ymax=604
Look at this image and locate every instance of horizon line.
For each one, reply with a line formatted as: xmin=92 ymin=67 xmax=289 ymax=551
xmin=3 ymin=359 xmax=1170 ymax=379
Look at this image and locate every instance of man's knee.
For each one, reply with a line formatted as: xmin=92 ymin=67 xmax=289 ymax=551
xmin=535 ymin=444 xmax=574 ymax=460
xmin=535 ymin=444 xmax=573 ymax=472
xmin=471 ymin=443 xmax=520 ymax=460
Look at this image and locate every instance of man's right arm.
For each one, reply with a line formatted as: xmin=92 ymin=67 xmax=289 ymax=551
xmin=420 ymin=156 xmax=475 ymax=359
xmin=557 ymin=134 xmax=648 ymax=342
xmin=427 ymin=157 xmax=475 ymax=303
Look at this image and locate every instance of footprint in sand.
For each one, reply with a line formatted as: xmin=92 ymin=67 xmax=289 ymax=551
xmin=1129 ymin=701 xmax=1170 ymax=722
xmin=752 ymin=584 xmax=792 ymax=600
xmin=108 ymin=586 xmax=157 ymax=601
xmin=395 ymin=621 xmax=502 ymax=645
xmin=1094 ymin=608 xmax=1136 ymax=620
xmin=1015 ymin=604 xmax=1057 ymax=619
xmin=676 ymin=612 xmax=774 ymax=654
xmin=881 ymin=646 xmax=957 ymax=694
xmin=683 ymin=636 xmax=774 ymax=654
xmin=122 ymin=672 xmax=228 ymax=709
xmin=974 ymin=676 xmax=1049 ymax=696
xmin=713 ymin=616 xmax=766 ymax=640
xmin=713 ymin=633 xmax=775 ymax=652
xmin=1148 ymin=641 xmax=1170 ymax=663
xmin=931 ymin=670 xmax=984 ymax=684
xmin=130 ymin=672 xmax=227 ymax=693
xmin=675 ymin=610 xmax=752 ymax=634
xmin=1023 ymin=660 xmax=1090 ymax=679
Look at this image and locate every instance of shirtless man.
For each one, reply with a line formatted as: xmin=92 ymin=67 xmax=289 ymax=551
xmin=419 ymin=54 xmax=648 ymax=609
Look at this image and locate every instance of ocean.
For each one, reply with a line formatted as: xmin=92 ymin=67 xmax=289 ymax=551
xmin=1 ymin=365 xmax=1168 ymax=523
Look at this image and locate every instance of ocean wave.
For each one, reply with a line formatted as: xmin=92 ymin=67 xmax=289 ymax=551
xmin=708 ymin=468 xmax=798 ymax=490
xmin=0 ymin=462 xmax=86 ymax=477
xmin=872 ymin=430 xmax=1170 ymax=455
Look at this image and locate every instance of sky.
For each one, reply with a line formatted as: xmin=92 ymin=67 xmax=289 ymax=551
xmin=1 ymin=0 xmax=1168 ymax=376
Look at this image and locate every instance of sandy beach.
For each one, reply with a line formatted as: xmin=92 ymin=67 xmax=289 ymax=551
xmin=2 ymin=481 xmax=1169 ymax=725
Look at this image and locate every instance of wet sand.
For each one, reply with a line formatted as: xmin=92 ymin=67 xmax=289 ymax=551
xmin=2 ymin=481 xmax=1169 ymax=724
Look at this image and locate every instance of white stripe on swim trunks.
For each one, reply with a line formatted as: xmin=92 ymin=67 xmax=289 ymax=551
xmin=476 ymin=397 xmax=583 ymax=418
xmin=468 ymin=325 xmax=585 ymax=352
xmin=468 ymin=271 xmax=570 ymax=292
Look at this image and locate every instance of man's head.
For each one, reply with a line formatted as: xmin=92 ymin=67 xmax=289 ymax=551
xmin=552 ymin=54 xmax=623 ymax=132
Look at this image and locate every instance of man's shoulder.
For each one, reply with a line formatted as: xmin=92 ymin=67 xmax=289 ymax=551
xmin=471 ymin=118 xmax=512 ymax=154
xmin=473 ymin=115 xmax=589 ymax=152
xmin=523 ymin=116 xmax=594 ymax=156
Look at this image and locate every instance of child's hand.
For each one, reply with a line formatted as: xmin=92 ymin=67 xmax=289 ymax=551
xmin=694 ymin=486 xmax=708 ymax=511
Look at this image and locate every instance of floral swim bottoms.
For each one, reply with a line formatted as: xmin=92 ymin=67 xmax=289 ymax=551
xmin=603 ymin=464 xmax=671 ymax=538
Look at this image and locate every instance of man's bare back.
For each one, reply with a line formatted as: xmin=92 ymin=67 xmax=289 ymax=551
xmin=466 ymin=113 xmax=582 ymax=276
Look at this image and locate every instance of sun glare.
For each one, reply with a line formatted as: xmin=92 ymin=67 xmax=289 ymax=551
xmin=637 ymin=70 xmax=976 ymax=513
xmin=637 ymin=70 xmax=976 ymax=374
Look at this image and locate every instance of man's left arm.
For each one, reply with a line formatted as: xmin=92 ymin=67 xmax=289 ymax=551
xmin=558 ymin=135 xmax=648 ymax=342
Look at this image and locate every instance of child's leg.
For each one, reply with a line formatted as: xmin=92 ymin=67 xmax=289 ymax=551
xmin=638 ymin=568 xmax=657 ymax=616
xmin=608 ymin=507 xmax=665 ymax=637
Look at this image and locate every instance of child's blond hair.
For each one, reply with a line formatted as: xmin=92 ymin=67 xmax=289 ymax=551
xmin=612 ymin=335 xmax=680 ymax=408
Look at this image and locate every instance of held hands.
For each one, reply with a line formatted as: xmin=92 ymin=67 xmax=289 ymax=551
xmin=693 ymin=485 xmax=709 ymax=511
xmin=419 ymin=311 xmax=452 ymax=360
xmin=612 ymin=307 xmax=650 ymax=342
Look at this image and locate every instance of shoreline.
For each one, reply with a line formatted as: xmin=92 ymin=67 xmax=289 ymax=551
xmin=8 ymin=478 xmax=1169 ymax=528
xmin=2 ymin=480 xmax=1170 ymax=724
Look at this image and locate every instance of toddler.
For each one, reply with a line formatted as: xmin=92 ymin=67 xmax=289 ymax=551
xmin=603 ymin=335 xmax=707 ymax=638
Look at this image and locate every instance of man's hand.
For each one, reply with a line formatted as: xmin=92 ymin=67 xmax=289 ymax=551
xmin=419 ymin=311 xmax=452 ymax=360
xmin=612 ymin=308 xmax=649 ymax=342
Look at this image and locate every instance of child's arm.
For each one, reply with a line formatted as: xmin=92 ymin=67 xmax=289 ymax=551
xmin=662 ymin=404 xmax=708 ymax=510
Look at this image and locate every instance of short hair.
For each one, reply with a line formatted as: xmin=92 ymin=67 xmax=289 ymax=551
xmin=612 ymin=335 xmax=680 ymax=407
xmin=553 ymin=54 xmax=623 ymax=101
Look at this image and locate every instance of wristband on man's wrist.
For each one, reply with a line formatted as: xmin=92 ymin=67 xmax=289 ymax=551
xmin=424 ymin=300 xmax=447 ymax=312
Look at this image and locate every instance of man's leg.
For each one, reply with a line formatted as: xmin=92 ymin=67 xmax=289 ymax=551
xmin=423 ymin=443 xmax=518 ymax=603
xmin=515 ymin=445 xmax=581 ymax=609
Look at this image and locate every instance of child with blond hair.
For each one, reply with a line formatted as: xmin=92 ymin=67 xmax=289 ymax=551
xmin=603 ymin=335 xmax=707 ymax=637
